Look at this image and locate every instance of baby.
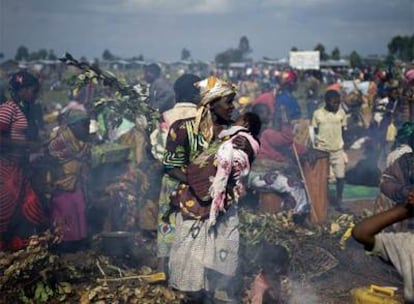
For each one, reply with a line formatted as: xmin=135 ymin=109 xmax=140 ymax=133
xmin=175 ymin=112 xmax=261 ymax=225
xmin=207 ymin=112 xmax=261 ymax=225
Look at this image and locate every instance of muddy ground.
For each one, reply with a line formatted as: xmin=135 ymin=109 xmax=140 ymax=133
xmin=300 ymin=198 xmax=403 ymax=304
xmin=0 ymin=197 xmax=404 ymax=304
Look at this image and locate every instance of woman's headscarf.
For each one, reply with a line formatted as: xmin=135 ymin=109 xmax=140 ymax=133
xmin=193 ymin=76 xmax=236 ymax=142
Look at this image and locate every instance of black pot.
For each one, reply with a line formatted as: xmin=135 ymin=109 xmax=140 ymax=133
xmin=100 ymin=231 xmax=133 ymax=256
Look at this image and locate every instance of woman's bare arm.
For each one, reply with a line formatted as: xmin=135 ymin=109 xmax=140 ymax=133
xmin=352 ymin=203 xmax=413 ymax=251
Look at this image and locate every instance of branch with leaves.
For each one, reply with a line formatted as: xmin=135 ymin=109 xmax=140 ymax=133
xmin=59 ymin=53 xmax=160 ymax=132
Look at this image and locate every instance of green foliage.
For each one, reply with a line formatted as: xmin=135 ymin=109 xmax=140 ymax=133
xmin=14 ymin=46 xmax=57 ymax=61
xmin=48 ymin=50 xmax=57 ymax=60
xmin=238 ymin=36 xmax=251 ymax=54
xmin=130 ymin=55 xmax=144 ymax=61
xmin=33 ymin=281 xmax=54 ymax=303
xmin=384 ymin=54 xmax=395 ymax=68
xmin=102 ymin=49 xmax=117 ymax=61
xmin=0 ymin=231 xmax=78 ymax=304
xmin=29 ymin=49 xmax=48 ymax=61
xmin=215 ymin=36 xmax=252 ymax=68
xmin=387 ymin=34 xmax=414 ymax=62
xmin=331 ymin=47 xmax=341 ymax=60
xmin=15 ymin=45 xmax=30 ymax=61
xmin=291 ymin=46 xmax=299 ymax=52
xmin=181 ymin=48 xmax=191 ymax=61
xmin=60 ymin=53 xmax=159 ymax=132
xmin=349 ymin=50 xmax=362 ymax=68
xmin=15 ymin=47 xmax=58 ymax=62
xmin=215 ymin=48 xmax=244 ymax=68
xmin=314 ymin=43 xmax=329 ymax=61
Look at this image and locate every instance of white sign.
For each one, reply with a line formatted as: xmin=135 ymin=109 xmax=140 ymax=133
xmin=289 ymin=51 xmax=320 ymax=70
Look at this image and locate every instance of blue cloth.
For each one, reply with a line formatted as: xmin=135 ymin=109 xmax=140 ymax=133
xmin=274 ymin=90 xmax=302 ymax=121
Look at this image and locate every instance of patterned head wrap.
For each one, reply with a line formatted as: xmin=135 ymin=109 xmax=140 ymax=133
xmin=193 ymin=76 xmax=237 ymax=142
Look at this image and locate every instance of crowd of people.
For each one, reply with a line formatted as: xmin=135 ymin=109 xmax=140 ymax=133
xmin=0 ymin=60 xmax=413 ymax=303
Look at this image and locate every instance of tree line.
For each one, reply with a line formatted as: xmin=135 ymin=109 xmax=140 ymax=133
xmin=14 ymin=47 xmax=58 ymax=61
xmin=3 ymin=34 xmax=413 ymax=68
xmin=214 ymin=34 xmax=413 ymax=68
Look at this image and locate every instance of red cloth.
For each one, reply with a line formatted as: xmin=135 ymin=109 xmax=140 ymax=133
xmin=0 ymin=101 xmax=28 ymax=141
xmin=251 ymin=92 xmax=275 ymax=115
xmin=0 ymin=158 xmax=46 ymax=252
xmin=0 ymin=99 xmax=45 ymax=251
xmin=0 ymin=159 xmax=45 ymax=234
xmin=9 ymin=236 xmax=29 ymax=251
xmin=257 ymin=125 xmax=305 ymax=162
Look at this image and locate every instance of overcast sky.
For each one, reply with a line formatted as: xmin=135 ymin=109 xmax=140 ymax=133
xmin=1 ymin=0 xmax=413 ymax=62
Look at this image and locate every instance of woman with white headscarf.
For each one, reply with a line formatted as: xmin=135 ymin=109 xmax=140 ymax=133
xmin=158 ymin=76 xmax=237 ymax=263
xmin=165 ymin=76 xmax=252 ymax=303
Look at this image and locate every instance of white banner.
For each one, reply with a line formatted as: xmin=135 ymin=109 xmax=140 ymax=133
xmin=289 ymin=51 xmax=320 ymax=70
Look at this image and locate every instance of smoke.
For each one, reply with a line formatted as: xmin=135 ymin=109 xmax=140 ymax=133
xmin=288 ymin=280 xmax=322 ymax=304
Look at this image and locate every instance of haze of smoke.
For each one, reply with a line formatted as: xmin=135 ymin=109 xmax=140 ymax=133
xmin=288 ymin=280 xmax=321 ymax=304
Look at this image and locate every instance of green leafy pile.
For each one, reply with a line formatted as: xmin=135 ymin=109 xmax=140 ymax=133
xmin=0 ymin=231 xmax=185 ymax=304
xmin=59 ymin=53 xmax=160 ymax=132
xmin=0 ymin=230 xmax=78 ymax=303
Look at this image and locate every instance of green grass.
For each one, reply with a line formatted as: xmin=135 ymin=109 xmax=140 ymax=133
xmin=329 ymin=183 xmax=379 ymax=200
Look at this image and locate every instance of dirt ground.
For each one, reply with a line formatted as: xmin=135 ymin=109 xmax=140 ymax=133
xmin=300 ymin=238 xmax=403 ymax=304
xmin=299 ymin=198 xmax=404 ymax=304
xmin=1 ymin=195 xmax=403 ymax=304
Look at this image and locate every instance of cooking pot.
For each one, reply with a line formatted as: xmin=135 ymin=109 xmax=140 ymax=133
xmin=100 ymin=231 xmax=133 ymax=256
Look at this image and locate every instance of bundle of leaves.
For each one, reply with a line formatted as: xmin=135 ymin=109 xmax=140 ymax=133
xmin=238 ymin=209 xmax=361 ymax=279
xmin=78 ymin=278 xmax=185 ymax=304
xmin=239 ymin=208 xmax=358 ymax=249
xmin=0 ymin=231 xmax=185 ymax=304
xmin=238 ymin=209 xmax=317 ymax=247
xmin=0 ymin=230 xmax=81 ymax=303
xmin=60 ymin=53 xmax=159 ymax=132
